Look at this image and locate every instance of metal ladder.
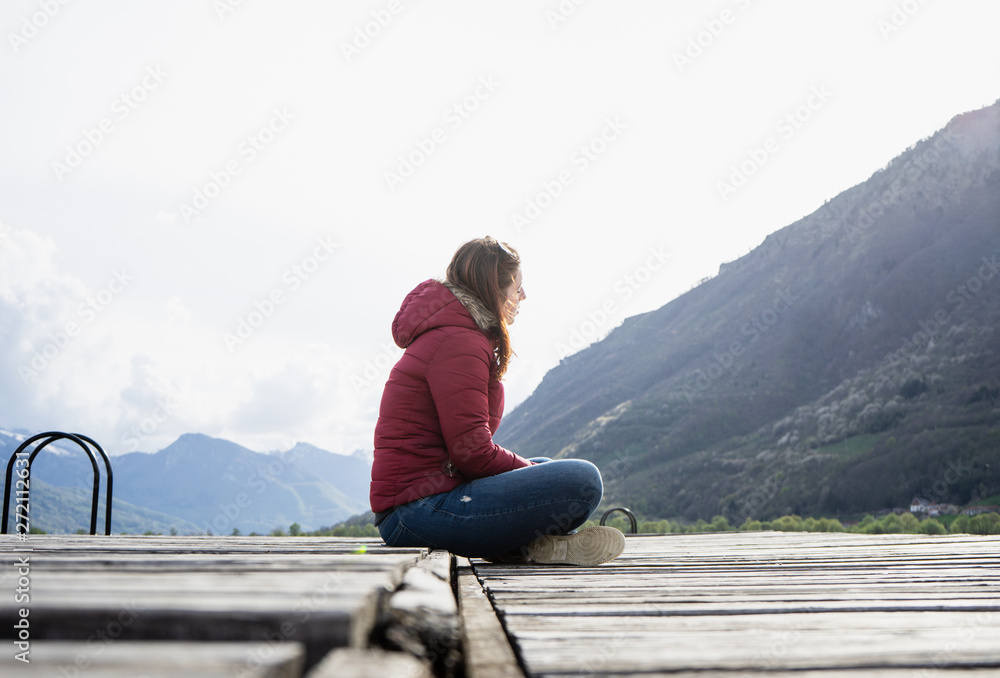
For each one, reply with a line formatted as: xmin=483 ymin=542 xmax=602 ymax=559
xmin=2 ymin=431 xmax=113 ymax=535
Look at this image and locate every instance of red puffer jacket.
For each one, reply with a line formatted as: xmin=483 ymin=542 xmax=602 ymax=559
xmin=370 ymin=279 xmax=533 ymax=513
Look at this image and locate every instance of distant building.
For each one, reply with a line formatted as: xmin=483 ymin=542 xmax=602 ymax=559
xmin=964 ymin=505 xmax=1000 ymax=516
xmin=909 ymin=498 xmax=958 ymax=517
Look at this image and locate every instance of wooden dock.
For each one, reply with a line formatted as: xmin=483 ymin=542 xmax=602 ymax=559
xmin=467 ymin=531 xmax=1000 ymax=676
xmin=3 ymin=531 xmax=999 ymax=676
xmin=0 ymin=535 xmax=436 ymax=676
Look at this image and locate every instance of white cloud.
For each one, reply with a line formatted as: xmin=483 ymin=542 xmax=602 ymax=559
xmin=0 ymin=228 xmax=91 ymax=416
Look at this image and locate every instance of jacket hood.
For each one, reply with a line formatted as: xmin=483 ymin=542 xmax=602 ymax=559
xmin=391 ymin=279 xmax=499 ymax=348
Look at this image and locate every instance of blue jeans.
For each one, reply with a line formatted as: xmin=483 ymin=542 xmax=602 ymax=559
xmin=377 ymin=458 xmax=603 ymax=557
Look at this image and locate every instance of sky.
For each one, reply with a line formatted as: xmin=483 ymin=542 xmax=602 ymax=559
xmin=1 ymin=1 xmax=998 ymax=457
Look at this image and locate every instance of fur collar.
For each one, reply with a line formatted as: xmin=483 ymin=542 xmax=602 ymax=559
xmin=441 ymin=280 xmax=499 ymax=333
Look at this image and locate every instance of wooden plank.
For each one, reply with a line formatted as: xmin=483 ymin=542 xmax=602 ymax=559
xmin=495 ymin=602 xmax=1000 ymax=618
xmin=382 ymin=551 xmax=460 ymax=668
xmin=457 ymin=562 xmax=524 ymax=678
xmin=307 ymin=648 xmax=431 ymax=678
xmin=0 ymin=535 xmax=401 ymax=552
xmin=470 ymin=532 xmax=1000 ymax=676
xmin=550 ymin=672 xmax=1000 ymax=678
xmin=510 ymin=611 xmax=1000 ymax=673
xmin=512 ymin=614 xmax=1000 ymax=674
xmin=0 ymin=535 xmax=432 ymax=671
xmin=0 ymin=640 xmax=305 ymax=678
xmin=27 ymin=570 xmax=400 ymax=600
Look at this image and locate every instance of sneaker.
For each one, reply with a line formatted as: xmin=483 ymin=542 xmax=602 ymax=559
xmin=525 ymin=526 xmax=625 ymax=566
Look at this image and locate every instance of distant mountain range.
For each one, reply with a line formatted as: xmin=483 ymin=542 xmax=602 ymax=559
xmin=496 ymin=99 xmax=1000 ymax=522
xmin=0 ymin=430 xmax=370 ymax=534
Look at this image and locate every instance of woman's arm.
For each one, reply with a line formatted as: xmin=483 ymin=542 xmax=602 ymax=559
xmin=427 ymin=333 xmax=533 ymax=478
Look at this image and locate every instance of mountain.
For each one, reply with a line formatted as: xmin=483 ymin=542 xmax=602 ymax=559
xmin=3 ymin=479 xmax=203 ymax=535
xmin=0 ymin=430 xmax=371 ymax=534
xmin=496 ymin=100 xmax=1000 ymax=522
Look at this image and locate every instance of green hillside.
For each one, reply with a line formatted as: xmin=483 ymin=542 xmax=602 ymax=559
xmin=496 ymin=100 xmax=1000 ymax=522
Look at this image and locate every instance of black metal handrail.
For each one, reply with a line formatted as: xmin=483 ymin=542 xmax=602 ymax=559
xmin=600 ymin=506 xmax=637 ymax=534
xmin=2 ymin=431 xmax=113 ymax=535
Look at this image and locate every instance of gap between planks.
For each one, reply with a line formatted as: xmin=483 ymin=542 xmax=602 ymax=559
xmin=457 ymin=560 xmax=525 ymax=678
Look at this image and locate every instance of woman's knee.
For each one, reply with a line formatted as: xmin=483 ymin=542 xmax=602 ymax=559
xmin=552 ymin=458 xmax=604 ymax=509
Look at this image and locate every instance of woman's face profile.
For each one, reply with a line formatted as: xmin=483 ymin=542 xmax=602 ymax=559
xmin=502 ymin=268 xmax=526 ymax=325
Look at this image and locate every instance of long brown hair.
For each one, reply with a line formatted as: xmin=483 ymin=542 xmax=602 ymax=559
xmin=445 ymin=236 xmax=520 ymax=378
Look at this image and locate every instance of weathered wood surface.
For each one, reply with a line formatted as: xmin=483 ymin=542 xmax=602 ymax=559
xmin=470 ymin=531 xmax=1000 ymax=677
xmin=382 ymin=551 xmax=462 ymax=673
xmin=0 ymin=535 xmax=427 ymax=672
xmin=306 ymin=648 xmax=431 ymax=678
xmin=458 ymin=566 xmax=525 ymax=678
xmin=3 ymin=531 xmax=999 ymax=676
xmin=2 ymin=640 xmax=305 ymax=678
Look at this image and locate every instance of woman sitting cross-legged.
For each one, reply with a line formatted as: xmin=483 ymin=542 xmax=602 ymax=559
xmin=370 ymin=236 xmax=625 ymax=566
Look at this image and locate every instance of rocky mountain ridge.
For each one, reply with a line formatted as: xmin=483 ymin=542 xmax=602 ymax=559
xmin=496 ymin=99 xmax=1000 ymax=521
